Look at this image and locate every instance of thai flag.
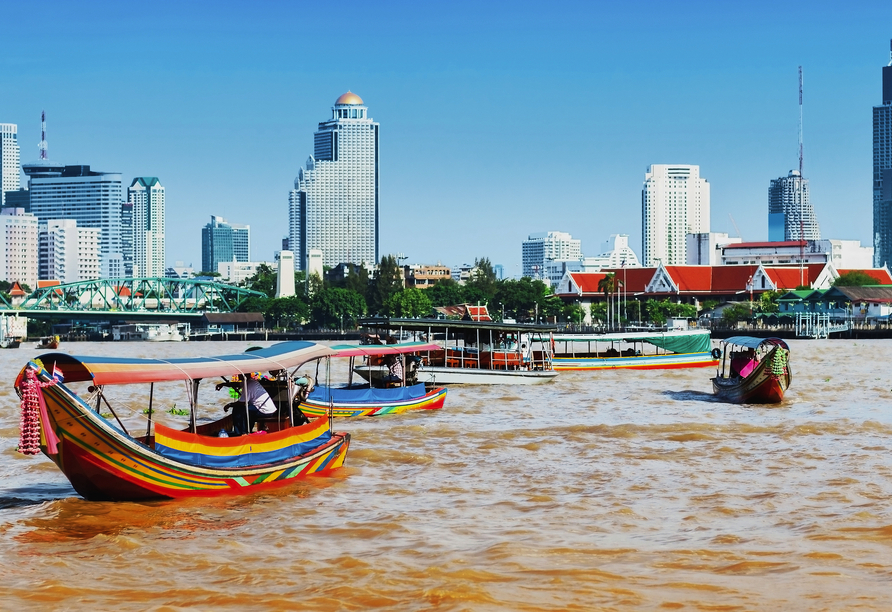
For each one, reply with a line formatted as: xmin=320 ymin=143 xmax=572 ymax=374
xmin=52 ymin=364 xmax=64 ymax=383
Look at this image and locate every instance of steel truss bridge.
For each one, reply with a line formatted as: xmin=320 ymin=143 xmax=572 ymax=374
xmin=0 ymin=278 xmax=266 ymax=321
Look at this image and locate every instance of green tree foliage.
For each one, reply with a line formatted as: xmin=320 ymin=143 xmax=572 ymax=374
xmin=310 ymin=287 xmax=366 ymax=329
xmin=464 ymin=257 xmax=498 ymax=305
xmin=265 ymin=296 xmax=310 ymax=329
xmin=561 ymin=302 xmax=586 ymax=324
xmin=384 ymin=288 xmax=432 ymax=318
xmin=345 ymin=265 xmax=370 ymax=297
xmin=492 ymin=277 xmax=552 ymax=321
xmin=645 ymin=299 xmax=697 ymax=325
xmin=832 ymin=271 xmax=879 ymax=287
xmin=758 ymin=290 xmax=780 ymax=313
xmin=367 ymin=255 xmax=403 ymax=315
xmin=721 ymin=302 xmax=753 ymax=323
xmin=243 ymin=263 xmax=277 ymax=298
xmin=425 ymin=277 xmax=465 ymax=307
xmin=193 ymin=271 xmax=222 ymax=278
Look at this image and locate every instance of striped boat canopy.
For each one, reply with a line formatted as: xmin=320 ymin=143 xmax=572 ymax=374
xmin=330 ymin=341 xmax=442 ymax=357
xmin=21 ymin=341 xmax=336 ymax=386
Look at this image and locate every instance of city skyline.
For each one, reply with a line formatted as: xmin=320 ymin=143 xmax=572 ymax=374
xmin=1 ymin=1 xmax=891 ymax=275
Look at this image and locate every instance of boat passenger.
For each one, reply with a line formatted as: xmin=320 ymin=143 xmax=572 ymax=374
xmin=383 ymin=354 xmax=403 ymax=386
xmin=216 ymin=374 xmax=277 ymax=435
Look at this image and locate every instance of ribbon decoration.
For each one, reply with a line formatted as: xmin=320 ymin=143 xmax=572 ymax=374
xmin=18 ymin=366 xmax=59 ymax=456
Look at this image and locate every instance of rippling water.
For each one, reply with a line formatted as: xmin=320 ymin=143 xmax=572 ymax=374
xmin=1 ymin=339 xmax=891 ymax=610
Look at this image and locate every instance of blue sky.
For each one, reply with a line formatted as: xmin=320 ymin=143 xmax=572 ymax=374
xmin=2 ymin=1 xmax=891 ymax=276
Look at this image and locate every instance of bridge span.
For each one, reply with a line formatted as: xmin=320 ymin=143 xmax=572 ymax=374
xmin=0 ymin=277 xmax=266 ymax=321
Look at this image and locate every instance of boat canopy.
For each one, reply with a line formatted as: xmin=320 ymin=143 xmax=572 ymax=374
xmin=309 ymin=382 xmax=429 ymax=403
xmin=551 ymin=330 xmax=711 ymax=354
xmin=19 ymin=341 xmax=336 ymax=387
xmin=330 ymin=341 xmax=442 ymax=357
xmin=721 ymin=336 xmax=790 ymax=351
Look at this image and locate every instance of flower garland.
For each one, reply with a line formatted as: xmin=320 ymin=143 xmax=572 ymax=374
xmin=17 ymin=366 xmax=56 ymax=456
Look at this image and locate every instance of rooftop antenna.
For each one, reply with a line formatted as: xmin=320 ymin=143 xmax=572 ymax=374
xmin=38 ymin=110 xmax=48 ymax=160
xmin=728 ymin=212 xmax=744 ymax=242
xmin=888 ymin=38 xmax=892 ymax=67
xmin=798 ymin=66 xmax=805 ymax=287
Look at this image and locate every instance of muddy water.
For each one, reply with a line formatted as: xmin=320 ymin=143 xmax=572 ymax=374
xmin=1 ymin=339 xmax=891 ymax=610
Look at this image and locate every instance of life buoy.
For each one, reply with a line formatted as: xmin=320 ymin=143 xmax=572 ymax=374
xmin=711 ymin=348 xmax=722 ymax=360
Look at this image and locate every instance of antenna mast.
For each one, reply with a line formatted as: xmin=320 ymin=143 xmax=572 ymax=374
xmin=38 ymin=110 xmax=48 ymax=160
xmin=798 ymin=67 xmax=805 ymax=286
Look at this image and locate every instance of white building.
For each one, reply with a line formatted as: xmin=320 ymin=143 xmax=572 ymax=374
xmin=768 ymin=170 xmax=820 ymax=241
xmin=522 ymin=231 xmax=582 ymax=278
xmin=686 ymin=232 xmax=742 ymax=265
xmin=719 ymin=239 xmax=874 ymax=269
xmin=128 ymin=177 xmax=165 ymax=277
xmin=25 ymin=164 xmax=124 ymax=278
xmin=290 ymin=91 xmax=379 ymax=270
xmin=0 ymin=124 xmax=20 ymax=206
xmin=542 ymin=234 xmax=641 ymax=287
xmin=217 ymin=260 xmax=274 ymax=285
xmin=0 ymin=208 xmax=39 ymax=288
xmin=642 ymin=164 xmax=710 ymax=266
xmin=38 ymin=219 xmax=101 ymax=283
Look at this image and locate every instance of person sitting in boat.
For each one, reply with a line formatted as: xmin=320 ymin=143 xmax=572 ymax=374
xmin=730 ymin=349 xmax=757 ymax=378
xmin=216 ymin=373 xmax=277 ymax=435
xmin=383 ymin=354 xmax=403 ymax=386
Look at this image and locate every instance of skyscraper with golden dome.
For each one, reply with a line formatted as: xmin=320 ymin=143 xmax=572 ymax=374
xmin=289 ymin=91 xmax=379 ymax=271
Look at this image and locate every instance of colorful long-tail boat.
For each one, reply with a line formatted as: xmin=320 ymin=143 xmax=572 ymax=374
xmin=711 ymin=336 xmax=792 ymax=404
xmin=297 ymin=342 xmax=447 ymax=417
xmin=14 ymin=342 xmax=351 ymax=501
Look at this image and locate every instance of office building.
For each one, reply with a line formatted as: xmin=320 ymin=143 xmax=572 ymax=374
xmin=121 ymin=202 xmax=133 ymax=276
xmin=768 ymin=170 xmax=820 ymax=241
xmin=4 ymin=189 xmax=30 ymax=212
xmin=0 ymin=208 xmax=39 ymax=288
xmin=289 ymin=91 xmax=379 ymax=270
xmin=24 ymin=163 xmax=124 ymax=278
xmin=0 ymin=124 xmax=20 ymax=207
xmin=201 ymin=215 xmax=250 ymax=274
xmin=641 ymin=164 xmax=710 ymax=266
xmin=128 ymin=177 xmax=166 ymax=277
xmin=874 ymin=40 xmax=892 ymax=268
xmin=686 ymin=232 xmax=742 ymax=265
xmin=38 ymin=219 xmax=101 ymax=283
xmin=522 ymin=231 xmax=582 ymax=278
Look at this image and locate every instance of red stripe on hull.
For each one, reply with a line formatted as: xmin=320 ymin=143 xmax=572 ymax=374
xmin=555 ymin=360 xmax=719 ymax=371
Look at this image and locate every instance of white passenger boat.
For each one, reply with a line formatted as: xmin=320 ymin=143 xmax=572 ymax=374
xmin=354 ymin=318 xmax=559 ymax=385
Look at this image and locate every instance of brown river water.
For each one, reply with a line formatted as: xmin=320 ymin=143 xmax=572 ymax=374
xmin=1 ymin=339 xmax=891 ymax=611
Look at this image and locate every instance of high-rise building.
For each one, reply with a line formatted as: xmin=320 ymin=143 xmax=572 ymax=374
xmin=0 ymin=124 xmax=20 ymax=206
xmin=873 ymin=40 xmax=892 ymax=269
xmin=24 ymin=164 xmax=124 ymax=278
xmin=289 ymin=91 xmax=379 ymax=270
xmin=38 ymin=219 xmax=101 ymax=283
xmin=522 ymin=231 xmax=582 ymax=278
xmin=128 ymin=177 xmax=166 ymax=277
xmin=121 ymin=201 xmax=133 ymax=277
xmin=768 ymin=170 xmax=820 ymax=241
xmin=0 ymin=208 xmax=39 ymax=288
xmin=201 ymin=215 xmax=250 ymax=274
xmin=641 ymin=164 xmax=710 ymax=266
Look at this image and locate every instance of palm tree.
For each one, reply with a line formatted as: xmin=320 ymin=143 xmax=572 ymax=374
xmin=598 ymin=273 xmax=617 ymax=330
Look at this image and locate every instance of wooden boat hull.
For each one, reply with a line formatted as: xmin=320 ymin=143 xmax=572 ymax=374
xmin=38 ymin=380 xmax=350 ymax=501
xmin=353 ymin=364 xmax=558 ymax=385
xmin=712 ymin=346 xmax=791 ymax=404
xmin=300 ymin=386 xmax=447 ymax=418
xmin=553 ymin=351 xmax=718 ymax=371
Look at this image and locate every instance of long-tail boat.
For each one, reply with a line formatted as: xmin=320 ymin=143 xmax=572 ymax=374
xmin=711 ymin=336 xmax=792 ymax=404
xmin=14 ymin=342 xmax=351 ymax=501
xmin=550 ymin=329 xmax=718 ymax=371
xmin=296 ymin=342 xmax=447 ymax=418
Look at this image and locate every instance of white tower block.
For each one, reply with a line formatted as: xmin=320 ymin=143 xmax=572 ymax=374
xmin=276 ymin=250 xmax=296 ymax=298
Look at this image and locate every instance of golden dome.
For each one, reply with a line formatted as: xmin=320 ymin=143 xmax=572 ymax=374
xmin=335 ymin=91 xmax=363 ymax=105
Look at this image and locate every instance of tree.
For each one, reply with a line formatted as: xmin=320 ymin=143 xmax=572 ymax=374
xmin=243 ymin=263 xmax=277 ymax=298
xmin=464 ymin=257 xmax=498 ymax=304
xmin=384 ymin=288 xmax=432 ymax=318
xmin=722 ymin=302 xmax=753 ymax=324
xmin=265 ymin=295 xmax=310 ymax=329
xmin=758 ymin=290 xmax=780 ymax=313
xmin=367 ymin=255 xmax=403 ymax=315
xmin=645 ymin=299 xmax=697 ymax=325
xmin=425 ymin=278 xmax=465 ymax=307
xmin=597 ymin=273 xmax=619 ymax=328
xmin=193 ymin=271 xmax=222 ymax=278
xmin=492 ymin=277 xmax=551 ymax=321
xmin=833 ymin=271 xmax=878 ymax=287
xmin=345 ymin=265 xmax=370 ymax=298
xmin=310 ymin=287 xmax=366 ymax=329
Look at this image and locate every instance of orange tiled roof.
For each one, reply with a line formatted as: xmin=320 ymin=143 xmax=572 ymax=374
xmin=8 ymin=281 xmax=26 ymax=297
xmin=837 ymin=268 xmax=892 ymax=284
